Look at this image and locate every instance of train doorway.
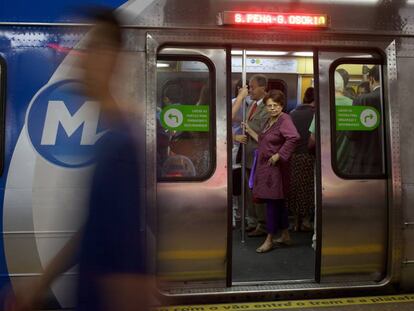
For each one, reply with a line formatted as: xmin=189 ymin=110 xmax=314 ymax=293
xmin=150 ymin=41 xmax=389 ymax=293
xmin=230 ymin=48 xmax=388 ymax=285
xmin=230 ymin=49 xmax=316 ymax=283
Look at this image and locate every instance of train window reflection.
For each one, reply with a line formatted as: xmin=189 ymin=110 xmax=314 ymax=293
xmin=156 ymin=58 xmax=214 ymax=181
xmin=331 ymin=63 xmax=386 ymax=178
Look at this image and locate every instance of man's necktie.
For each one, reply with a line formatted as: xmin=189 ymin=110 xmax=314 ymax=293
xmin=248 ymin=101 xmax=257 ymax=121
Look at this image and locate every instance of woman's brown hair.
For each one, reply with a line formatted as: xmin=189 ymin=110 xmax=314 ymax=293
xmin=263 ymin=89 xmax=285 ymax=107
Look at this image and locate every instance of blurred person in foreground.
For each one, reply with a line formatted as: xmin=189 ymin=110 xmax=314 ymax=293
xmin=6 ymin=8 xmax=150 ymax=311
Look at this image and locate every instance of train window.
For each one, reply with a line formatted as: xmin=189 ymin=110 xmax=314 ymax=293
xmin=0 ymin=57 xmax=5 ymax=176
xmin=329 ymin=63 xmax=386 ymax=178
xmin=156 ymin=58 xmax=215 ymax=181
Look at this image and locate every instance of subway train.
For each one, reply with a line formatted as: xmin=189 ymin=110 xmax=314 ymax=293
xmin=1 ymin=0 xmax=414 ymax=308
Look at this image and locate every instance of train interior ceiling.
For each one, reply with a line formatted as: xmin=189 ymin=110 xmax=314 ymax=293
xmin=156 ymin=48 xmax=380 ymax=286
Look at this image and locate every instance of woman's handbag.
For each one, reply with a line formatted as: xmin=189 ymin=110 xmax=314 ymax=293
xmin=248 ymin=149 xmax=258 ymax=189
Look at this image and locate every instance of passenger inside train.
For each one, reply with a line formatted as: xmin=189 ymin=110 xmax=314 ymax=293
xmin=229 ymin=50 xmax=317 ymax=282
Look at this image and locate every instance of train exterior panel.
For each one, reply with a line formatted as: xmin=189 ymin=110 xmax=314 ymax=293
xmin=0 ymin=0 xmax=413 ymax=308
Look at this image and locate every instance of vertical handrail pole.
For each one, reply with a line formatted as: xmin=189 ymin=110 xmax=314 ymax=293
xmin=241 ymin=49 xmax=247 ymax=243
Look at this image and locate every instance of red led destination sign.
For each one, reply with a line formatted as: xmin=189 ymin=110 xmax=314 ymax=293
xmin=220 ymin=11 xmax=328 ymax=28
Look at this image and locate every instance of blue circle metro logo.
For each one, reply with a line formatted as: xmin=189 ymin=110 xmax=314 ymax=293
xmin=27 ymin=80 xmax=107 ymax=168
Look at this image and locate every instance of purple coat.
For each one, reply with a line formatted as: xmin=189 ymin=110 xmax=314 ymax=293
xmin=253 ymin=113 xmax=299 ymax=200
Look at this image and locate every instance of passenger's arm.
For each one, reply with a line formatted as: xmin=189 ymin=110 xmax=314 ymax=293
xmin=99 ymin=274 xmax=153 ymax=311
xmin=242 ymin=122 xmax=258 ymax=142
xmin=234 ymin=134 xmax=247 ymax=144
xmin=277 ymin=116 xmax=300 ymax=162
xmin=37 ymin=230 xmax=81 ymax=290
xmin=5 ymin=231 xmax=82 ymax=311
xmin=308 ymin=133 xmax=316 ymax=151
xmin=268 ymin=153 xmax=280 ymax=166
xmin=231 ymin=86 xmax=248 ymax=119
xmin=307 ymin=116 xmax=316 ymax=152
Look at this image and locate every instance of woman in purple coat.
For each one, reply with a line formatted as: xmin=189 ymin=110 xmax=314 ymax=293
xmin=244 ymin=90 xmax=299 ymax=253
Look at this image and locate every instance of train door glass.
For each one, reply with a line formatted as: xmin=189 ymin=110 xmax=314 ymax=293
xmin=317 ymin=52 xmax=387 ymax=283
xmin=156 ymin=59 xmax=214 ymax=180
xmin=331 ymin=64 xmax=385 ymax=178
xmin=231 ymin=49 xmax=316 ymax=283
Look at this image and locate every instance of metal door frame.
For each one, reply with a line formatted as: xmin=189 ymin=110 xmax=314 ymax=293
xmin=145 ymin=29 xmax=402 ymax=298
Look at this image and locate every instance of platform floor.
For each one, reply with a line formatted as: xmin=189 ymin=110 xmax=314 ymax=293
xmin=232 ymin=229 xmax=315 ymax=282
xmin=47 ymin=295 xmax=414 ymax=311
xmin=158 ymin=294 xmax=414 ymax=311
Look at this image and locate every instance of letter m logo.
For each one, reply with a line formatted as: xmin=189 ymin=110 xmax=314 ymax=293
xmin=41 ymin=101 xmax=105 ymax=145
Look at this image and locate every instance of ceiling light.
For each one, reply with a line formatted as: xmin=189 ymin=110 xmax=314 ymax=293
xmin=292 ymin=52 xmax=313 ymax=57
xmin=247 ymin=51 xmax=288 ymax=56
xmin=231 ymin=50 xmax=243 ymax=55
xmin=231 ymin=50 xmax=288 ymax=56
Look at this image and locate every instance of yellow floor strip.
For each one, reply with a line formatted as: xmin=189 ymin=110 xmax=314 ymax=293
xmin=158 ymin=270 xmax=226 ymax=281
xmin=321 ymin=263 xmax=382 ymax=274
xmin=158 ymin=244 xmax=383 ymax=261
xmin=156 ymin=294 xmax=414 ymax=311
xmin=322 ymin=244 xmax=383 ymax=256
xmin=158 ymin=250 xmax=226 ymax=260
xmin=158 ymin=244 xmax=384 ymax=261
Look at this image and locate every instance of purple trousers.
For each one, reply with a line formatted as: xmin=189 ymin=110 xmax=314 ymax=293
xmin=266 ymin=199 xmax=289 ymax=235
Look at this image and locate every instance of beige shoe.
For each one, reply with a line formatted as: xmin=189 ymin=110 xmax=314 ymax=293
xmin=273 ymin=238 xmax=292 ymax=246
xmin=256 ymin=241 xmax=274 ymax=253
xmin=248 ymin=229 xmax=266 ymax=237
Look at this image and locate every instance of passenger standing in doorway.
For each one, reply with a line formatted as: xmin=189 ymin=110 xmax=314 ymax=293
xmin=244 ymin=90 xmax=299 ymax=253
xmin=288 ymin=87 xmax=315 ymax=232
xmin=232 ymin=80 xmax=249 ymax=226
xmin=239 ymin=74 xmax=269 ymax=237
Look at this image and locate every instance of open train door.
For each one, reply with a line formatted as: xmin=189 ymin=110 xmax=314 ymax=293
xmin=146 ymin=35 xmax=230 ymax=290
xmin=316 ymin=49 xmax=390 ymax=283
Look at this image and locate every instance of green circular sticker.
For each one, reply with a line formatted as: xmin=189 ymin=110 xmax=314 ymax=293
xmin=163 ymin=107 xmax=183 ymax=128
xmin=360 ymin=108 xmax=379 ymax=129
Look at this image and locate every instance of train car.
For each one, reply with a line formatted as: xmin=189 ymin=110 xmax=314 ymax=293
xmin=1 ymin=0 xmax=414 ymax=308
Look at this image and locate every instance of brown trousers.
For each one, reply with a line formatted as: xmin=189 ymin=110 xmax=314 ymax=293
xmin=245 ymin=168 xmax=266 ymax=232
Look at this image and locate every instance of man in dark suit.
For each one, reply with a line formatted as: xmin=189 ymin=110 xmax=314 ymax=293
xmin=239 ymin=74 xmax=269 ymax=236
xmin=348 ymin=65 xmax=384 ymax=175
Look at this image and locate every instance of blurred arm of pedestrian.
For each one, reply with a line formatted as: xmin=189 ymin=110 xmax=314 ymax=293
xmin=5 ymin=231 xmax=81 ymax=311
xmin=99 ymin=274 xmax=153 ymax=311
xmin=232 ymin=86 xmax=248 ymax=119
